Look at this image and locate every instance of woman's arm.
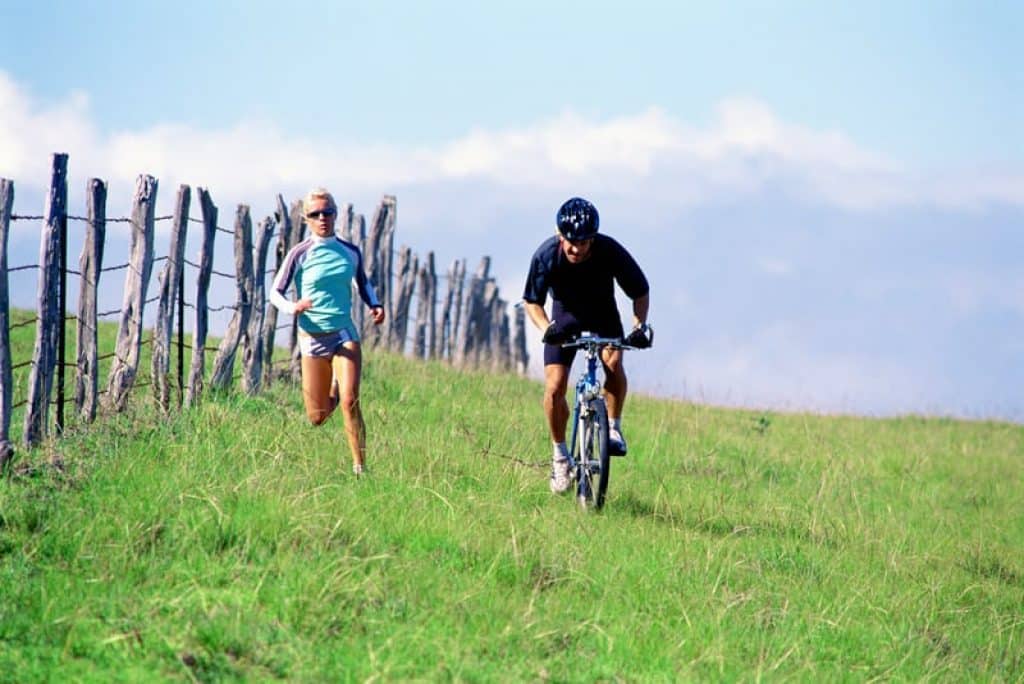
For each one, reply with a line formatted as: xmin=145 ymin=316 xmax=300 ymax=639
xmin=269 ymin=246 xmax=312 ymax=314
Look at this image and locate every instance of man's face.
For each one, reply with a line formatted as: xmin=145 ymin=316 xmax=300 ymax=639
xmin=559 ymin=235 xmax=594 ymax=263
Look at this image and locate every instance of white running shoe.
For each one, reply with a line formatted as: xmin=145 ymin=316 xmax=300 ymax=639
xmin=608 ymin=428 xmax=627 ymax=456
xmin=353 ymin=463 xmax=366 ymax=477
xmin=549 ymin=457 xmax=572 ymax=494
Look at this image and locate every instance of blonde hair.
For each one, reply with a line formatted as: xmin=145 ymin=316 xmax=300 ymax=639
xmin=303 ymin=187 xmax=337 ymax=214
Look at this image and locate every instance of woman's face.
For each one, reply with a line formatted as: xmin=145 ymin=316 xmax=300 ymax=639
xmin=305 ymin=197 xmax=337 ymax=238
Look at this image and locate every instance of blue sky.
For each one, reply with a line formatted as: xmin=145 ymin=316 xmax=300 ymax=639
xmin=2 ymin=1 xmax=1022 ymax=422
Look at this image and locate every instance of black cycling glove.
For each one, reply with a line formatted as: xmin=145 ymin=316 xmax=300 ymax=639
xmin=624 ymin=322 xmax=654 ymax=349
xmin=542 ymin=321 xmax=579 ymax=345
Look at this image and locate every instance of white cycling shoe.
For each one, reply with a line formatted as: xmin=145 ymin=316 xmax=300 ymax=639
xmin=549 ymin=457 xmax=572 ymax=494
xmin=608 ymin=428 xmax=627 ymax=456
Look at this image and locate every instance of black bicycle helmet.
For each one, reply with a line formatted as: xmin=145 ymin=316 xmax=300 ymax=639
xmin=556 ymin=197 xmax=599 ymax=241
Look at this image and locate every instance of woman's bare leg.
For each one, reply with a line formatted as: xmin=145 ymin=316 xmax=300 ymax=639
xmin=300 ymin=355 xmax=337 ymax=425
xmin=333 ymin=342 xmax=366 ymax=469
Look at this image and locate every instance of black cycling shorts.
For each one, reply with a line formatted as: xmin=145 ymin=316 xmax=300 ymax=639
xmin=543 ymin=305 xmax=624 ymax=367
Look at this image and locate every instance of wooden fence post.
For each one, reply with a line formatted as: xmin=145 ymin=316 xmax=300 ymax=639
xmin=242 ymin=214 xmax=274 ymax=395
xmin=260 ymin=195 xmax=289 ymax=388
xmin=184 ymin=188 xmax=217 ymax=407
xmin=338 ymin=202 xmax=354 ymax=242
xmin=0 ymin=178 xmax=14 ymax=465
xmin=74 ymin=179 xmax=107 ymax=422
xmin=287 ymin=200 xmax=305 ymax=383
xmin=414 ymin=252 xmax=437 ymax=359
xmin=365 ymin=195 xmax=397 ymax=348
xmin=210 ymin=205 xmax=253 ymax=391
xmin=361 ymin=207 xmax=380 ymax=345
xmin=55 ymin=180 xmax=68 ymax=435
xmin=455 ymin=257 xmax=490 ymax=367
xmin=478 ymin=280 xmax=498 ymax=365
xmin=23 ymin=154 xmax=68 ymax=445
xmin=104 ymin=174 xmax=157 ymax=412
xmin=351 ymin=212 xmax=367 ymax=335
xmin=363 ymin=196 xmax=395 ymax=348
xmin=339 ymin=203 xmax=370 ymax=335
xmin=151 ymin=184 xmax=190 ymax=412
xmin=513 ymin=304 xmax=529 ymax=375
xmin=390 ymin=246 xmax=417 ymax=353
xmin=438 ymin=259 xmax=455 ymax=362
xmin=382 ymin=199 xmax=396 ymax=348
xmin=490 ymin=295 xmax=511 ymax=372
xmin=442 ymin=259 xmax=466 ymax=363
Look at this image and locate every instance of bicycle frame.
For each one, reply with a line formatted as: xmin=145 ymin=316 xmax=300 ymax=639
xmin=563 ymin=335 xmax=625 ymax=508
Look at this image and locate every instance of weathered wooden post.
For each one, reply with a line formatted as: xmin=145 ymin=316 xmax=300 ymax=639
xmin=55 ymin=179 xmax=68 ymax=435
xmin=242 ymin=214 xmax=274 ymax=394
xmin=74 ymin=178 xmax=107 ymax=422
xmin=390 ymin=246 xmax=417 ymax=353
xmin=426 ymin=254 xmax=438 ymax=359
xmin=338 ymin=203 xmax=369 ymax=335
xmin=0 ymin=178 xmax=14 ymax=465
xmin=455 ymin=257 xmax=490 ymax=367
xmin=261 ymin=195 xmax=290 ymax=389
xmin=438 ymin=259 xmax=455 ymax=362
xmin=442 ymin=258 xmax=466 ymax=363
xmin=288 ymin=200 xmax=305 ymax=383
xmin=184 ymin=188 xmax=217 ymax=407
xmin=477 ymin=279 xmax=498 ymax=366
xmin=361 ymin=209 xmax=380 ymax=345
xmin=351 ymin=212 xmax=367 ymax=335
xmin=210 ymin=205 xmax=253 ymax=391
xmin=363 ymin=197 xmax=395 ymax=348
xmin=360 ymin=197 xmax=385 ymax=348
xmin=490 ymin=295 xmax=511 ymax=372
xmin=381 ymin=197 xmax=396 ymax=345
xmin=104 ymin=174 xmax=157 ymax=412
xmin=338 ymin=202 xmax=354 ymax=242
xmin=177 ymin=258 xmax=185 ymax=407
xmin=151 ymin=185 xmax=190 ymax=412
xmin=23 ymin=154 xmax=68 ymax=445
xmin=512 ymin=303 xmax=529 ymax=375
xmin=414 ymin=252 xmax=437 ymax=359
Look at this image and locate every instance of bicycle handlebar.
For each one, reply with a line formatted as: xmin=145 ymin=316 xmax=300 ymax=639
xmin=559 ymin=334 xmax=637 ymax=351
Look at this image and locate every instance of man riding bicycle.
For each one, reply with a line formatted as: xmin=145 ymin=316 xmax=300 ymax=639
xmin=522 ymin=197 xmax=653 ymax=494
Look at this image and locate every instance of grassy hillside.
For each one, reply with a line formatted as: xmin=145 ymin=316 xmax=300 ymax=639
xmin=1 ymin=311 xmax=1022 ymax=680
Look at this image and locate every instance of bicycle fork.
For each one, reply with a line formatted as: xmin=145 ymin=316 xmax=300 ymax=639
xmin=569 ymin=394 xmax=605 ymax=500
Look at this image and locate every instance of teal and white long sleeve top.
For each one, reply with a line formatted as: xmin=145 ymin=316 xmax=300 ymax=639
xmin=269 ymin=233 xmax=381 ymax=336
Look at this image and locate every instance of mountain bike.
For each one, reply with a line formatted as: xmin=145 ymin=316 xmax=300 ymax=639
xmin=561 ymin=334 xmax=636 ymax=510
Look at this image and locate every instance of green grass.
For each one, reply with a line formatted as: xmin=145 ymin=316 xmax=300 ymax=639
xmin=1 ymin=311 xmax=1022 ymax=681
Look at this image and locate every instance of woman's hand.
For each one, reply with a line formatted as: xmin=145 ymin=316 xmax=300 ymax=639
xmin=370 ymin=306 xmax=386 ymax=325
xmin=294 ymin=298 xmax=314 ymax=314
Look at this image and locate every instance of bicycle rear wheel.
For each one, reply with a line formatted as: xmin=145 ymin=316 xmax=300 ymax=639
xmin=575 ymin=398 xmax=610 ymax=509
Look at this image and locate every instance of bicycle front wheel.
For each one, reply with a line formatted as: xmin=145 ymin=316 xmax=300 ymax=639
xmin=576 ymin=398 xmax=611 ymax=509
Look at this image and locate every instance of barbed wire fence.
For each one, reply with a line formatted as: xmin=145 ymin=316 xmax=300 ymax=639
xmin=0 ymin=153 xmax=529 ymax=469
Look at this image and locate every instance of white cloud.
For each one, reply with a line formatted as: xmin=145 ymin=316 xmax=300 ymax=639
xmin=2 ymin=70 xmax=1021 ymax=214
xmin=0 ymin=72 xmax=100 ymax=184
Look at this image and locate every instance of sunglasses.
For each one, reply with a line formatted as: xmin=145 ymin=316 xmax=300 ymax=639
xmin=306 ymin=208 xmax=337 ymax=220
